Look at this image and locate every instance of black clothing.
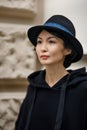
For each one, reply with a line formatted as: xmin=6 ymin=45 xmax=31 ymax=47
xmin=15 ymin=67 xmax=87 ymax=130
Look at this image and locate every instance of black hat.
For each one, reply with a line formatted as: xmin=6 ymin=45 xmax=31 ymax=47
xmin=27 ymin=15 xmax=83 ymax=64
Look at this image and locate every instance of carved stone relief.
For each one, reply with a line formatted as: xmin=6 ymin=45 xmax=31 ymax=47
xmin=0 ymin=25 xmax=36 ymax=78
xmin=0 ymin=98 xmax=23 ymax=130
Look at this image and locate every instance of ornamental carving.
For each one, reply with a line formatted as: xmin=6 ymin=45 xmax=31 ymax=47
xmin=0 ymin=25 xmax=36 ymax=78
xmin=0 ymin=98 xmax=23 ymax=130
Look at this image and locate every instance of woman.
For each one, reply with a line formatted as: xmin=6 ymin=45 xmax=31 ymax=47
xmin=15 ymin=15 xmax=87 ymax=130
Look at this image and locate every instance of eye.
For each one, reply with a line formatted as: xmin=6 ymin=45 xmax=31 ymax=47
xmin=49 ymin=40 xmax=56 ymax=44
xmin=37 ymin=40 xmax=42 ymax=44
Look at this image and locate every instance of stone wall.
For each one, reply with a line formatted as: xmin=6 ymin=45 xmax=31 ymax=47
xmin=0 ymin=0 xmax=43 ymax=78
xmin=0 ymin=25 xmax=36 ymax=78
xmin=0 ymin=98 xmax=22 ymax=130
xmin=0 ymin=0 xmax=37 ymax=18
xmin=0 ymin=0 xmax=44 ymax=130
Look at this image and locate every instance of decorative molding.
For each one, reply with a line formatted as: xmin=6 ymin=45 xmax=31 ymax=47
xmin=0 ymin=78 xmax=28 ymax=90
xmin=0 ymin=0 xmax=37 ymax=18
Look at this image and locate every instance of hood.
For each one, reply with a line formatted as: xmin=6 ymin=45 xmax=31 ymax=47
xmin=28 ymin=67 xmax=87 ymax=88
xmin=68 ymin=67 xmax=87 ymax=85
xmin=26 ymin=67 xmax=87 ymax=130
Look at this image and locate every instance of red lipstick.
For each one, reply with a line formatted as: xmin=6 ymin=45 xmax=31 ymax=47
xmin=40 ymin=55 xmax=49 ymax=60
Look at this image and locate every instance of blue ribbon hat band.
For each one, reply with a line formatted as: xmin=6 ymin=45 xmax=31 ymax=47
xmin=44 ymin=22 xmax=73 ymax=36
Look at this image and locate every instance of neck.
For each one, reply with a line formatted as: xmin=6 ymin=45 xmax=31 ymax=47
xmin=45 ymin=64 xmax=68 ymax=87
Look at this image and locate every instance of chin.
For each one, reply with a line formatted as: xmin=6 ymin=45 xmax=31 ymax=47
xmin=40 ymin=62 xmax=53 ymax=66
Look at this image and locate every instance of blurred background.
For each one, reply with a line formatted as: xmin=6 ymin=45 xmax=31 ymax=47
xmin=0 ymin=0 xmax=87 ymax=130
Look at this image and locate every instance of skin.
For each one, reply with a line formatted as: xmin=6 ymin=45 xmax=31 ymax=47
xmin=36 ymin=30 xmax=71 ymax=87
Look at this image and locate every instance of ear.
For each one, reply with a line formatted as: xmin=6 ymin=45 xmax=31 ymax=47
xmin=64 ymin=48 xmax=72 ymax=56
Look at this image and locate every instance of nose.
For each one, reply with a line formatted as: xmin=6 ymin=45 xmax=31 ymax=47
xmin=40 ymin=42 xmax=48 ymax=52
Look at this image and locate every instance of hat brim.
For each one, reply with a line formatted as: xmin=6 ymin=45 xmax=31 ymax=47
xmin=27 ymin=25 xmax=83 ymax=62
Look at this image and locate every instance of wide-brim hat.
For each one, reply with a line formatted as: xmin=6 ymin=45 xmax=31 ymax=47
xmin=27 ymin=15 xmax=83 ymax=63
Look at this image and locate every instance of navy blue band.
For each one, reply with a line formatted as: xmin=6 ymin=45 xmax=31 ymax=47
xmin=44 ymin=22 xmax=73 ymax=36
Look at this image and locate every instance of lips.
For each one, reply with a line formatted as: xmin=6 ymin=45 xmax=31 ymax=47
xmin=40 ymin=55 xmax=49 ymax=59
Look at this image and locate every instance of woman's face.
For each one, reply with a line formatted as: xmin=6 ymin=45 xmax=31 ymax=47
xmin=36 ymin=30 xmax=71 ymax=67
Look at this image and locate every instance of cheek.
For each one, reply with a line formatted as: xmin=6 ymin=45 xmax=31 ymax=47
xmin=35 ymin=46 xmax=39 ymax=54
xmin=51 ymin=47 xmax=66 ymax=60
xmin=35 ymin=47 xmax=41 ymax=58
xmin=50 ymin=46 xmax=63 ymax=56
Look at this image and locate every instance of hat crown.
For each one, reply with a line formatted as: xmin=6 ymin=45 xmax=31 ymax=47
xmin=45 ymin=15 xmax=76 ymax=36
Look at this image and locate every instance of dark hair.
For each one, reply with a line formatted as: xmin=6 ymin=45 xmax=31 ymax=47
xmin=62 ymin=36 xmax=77 ymax=68
xmin=64 ymin=52 xmax=76 ymax=68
